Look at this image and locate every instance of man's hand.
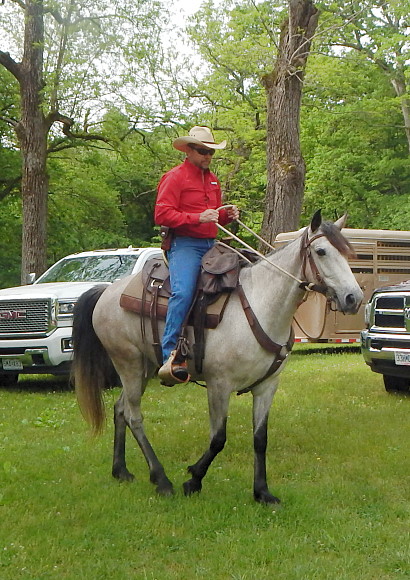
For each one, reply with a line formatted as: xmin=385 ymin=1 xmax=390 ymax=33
xmin=200 ymin=209 xmax=219 ymax=223
xmin=226 ymin=205 xmax=240 ymax=220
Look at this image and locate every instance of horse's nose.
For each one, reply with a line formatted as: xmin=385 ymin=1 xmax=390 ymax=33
xmin=346 ymin=293 xmax=355 ymax=306
xmin=345 ymin=292 xmax=362 ymax=313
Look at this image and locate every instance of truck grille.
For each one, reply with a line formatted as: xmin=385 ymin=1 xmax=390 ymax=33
xmin=373 ymin=294 xmax=410 ymax=331
xmin=0 ymin=299 xmax=53 ymax=337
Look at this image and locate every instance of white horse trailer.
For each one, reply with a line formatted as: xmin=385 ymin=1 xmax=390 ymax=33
xmin=275 ymin=228 xmax=410 ymax=343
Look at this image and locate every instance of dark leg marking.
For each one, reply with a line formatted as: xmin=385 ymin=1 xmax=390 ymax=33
xmin=253 ymin=419 xmax=280 ymax=504
xmin=112 ymin=398 xmax=135 ymax=482
xmin=183 ymin=420 xmax=227 ymax=496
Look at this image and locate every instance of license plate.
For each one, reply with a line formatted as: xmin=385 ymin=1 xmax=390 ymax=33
xmin=394 ymin=351 xmax=410 ymax=366
xmin=1 ymin=359 xmax=23 ymax=371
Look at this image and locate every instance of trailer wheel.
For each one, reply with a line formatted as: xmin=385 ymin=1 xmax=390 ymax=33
xmin=383 ymin=375 xmax=410 ymax=393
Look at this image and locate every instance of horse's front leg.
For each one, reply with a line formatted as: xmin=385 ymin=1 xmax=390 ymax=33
xmin=252 ymin=378 xmax=280 ymax=504
xmin=183 ymin=385 xmax=230 ymax=496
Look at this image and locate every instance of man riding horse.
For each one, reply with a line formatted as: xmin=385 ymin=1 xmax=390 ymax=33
xmin=154 ymin=126 xmax=239 ymax=386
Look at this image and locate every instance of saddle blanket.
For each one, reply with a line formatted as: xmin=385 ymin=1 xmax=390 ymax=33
xmin=119 ymin=268 xmax=230 ymax=329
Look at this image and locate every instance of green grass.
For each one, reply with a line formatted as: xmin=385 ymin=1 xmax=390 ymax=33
xmin=1 ymin=351 xmax=409 ymax=579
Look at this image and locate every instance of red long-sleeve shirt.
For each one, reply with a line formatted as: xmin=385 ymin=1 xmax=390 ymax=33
xmin=154 ymin=159 xmax=231 ymax=238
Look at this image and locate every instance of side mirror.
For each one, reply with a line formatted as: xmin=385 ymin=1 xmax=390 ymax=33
xmin=27 ymin=272 xmax=36 ymax=284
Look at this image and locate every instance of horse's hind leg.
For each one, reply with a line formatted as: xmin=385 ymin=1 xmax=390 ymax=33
xmin=112 ymin=392 xmax=135 ymax=482
xmin=183 ymin=385 xmax=230 ymax=496
xmin=114 ymin=367 xmax=174 ymax=496
xmin=128 ymin=411 xmax=174 ymax=496
xmin=252 ymin=379 xmax=280 ymax=504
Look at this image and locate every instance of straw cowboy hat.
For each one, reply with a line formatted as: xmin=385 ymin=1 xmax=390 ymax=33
xmin=173 ymin=126 xmax=227 ymax=153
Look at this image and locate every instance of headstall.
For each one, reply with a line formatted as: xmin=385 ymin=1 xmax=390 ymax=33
xmin=298 ymin=229 xmax=328 ymax=297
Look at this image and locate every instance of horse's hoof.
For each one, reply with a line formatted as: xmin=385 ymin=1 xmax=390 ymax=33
xmin=153 ymin=474 xmax=174 ymax=496
xmin=156 ymin=483 xmax=174 ymax=497
xmin=150 ymin=471 xmax=174 ymax=495
xmin=254 ymin=490 xmax=281 ymax=505
xmin=183 ymin=479 xmax=202 ymax=496
xmin=112 ymin=467 xmax=135 ymax=482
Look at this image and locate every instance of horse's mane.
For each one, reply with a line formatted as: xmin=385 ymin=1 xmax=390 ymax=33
xmin=244 ymin=220 xmax=356 ymax=268
xmin=320 ymin=221 xmax=357 ymax=259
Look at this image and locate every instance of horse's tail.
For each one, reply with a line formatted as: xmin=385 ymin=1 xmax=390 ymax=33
xmin=71 ymin=285 xmax=116 ymax=435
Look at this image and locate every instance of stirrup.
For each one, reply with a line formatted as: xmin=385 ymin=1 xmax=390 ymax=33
xmin=158 ymin=351 xmax=190 ymax=387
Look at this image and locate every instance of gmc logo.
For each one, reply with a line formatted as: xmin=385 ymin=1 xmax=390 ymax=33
xmin=0 ymin=310 xmax=27 ymax=321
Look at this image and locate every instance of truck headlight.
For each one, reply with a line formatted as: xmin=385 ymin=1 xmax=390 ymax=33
xmin=58 ymin=301 xmax=76 ymax=317
xmin=364 ymin=302 xmax=372 ymax=327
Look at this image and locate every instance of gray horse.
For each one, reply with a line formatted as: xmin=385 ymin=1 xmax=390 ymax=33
xmin=72 ymin=211 xmax=363 ymax=504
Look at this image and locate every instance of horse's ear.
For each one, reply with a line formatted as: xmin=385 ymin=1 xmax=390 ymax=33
xmin=334 ymin=213 xmax=348 ymax=230
xmin=310 ymin=209 xmax=322 ymax=233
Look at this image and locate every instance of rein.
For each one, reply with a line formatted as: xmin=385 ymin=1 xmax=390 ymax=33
xmin=215 ymin=211 xmax=331 ymax=394
xmin=216 ymin=207 xmax=329 ymax=297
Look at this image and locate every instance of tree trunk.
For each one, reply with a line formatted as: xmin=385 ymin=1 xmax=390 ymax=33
xmin=16 ymin=0 xmax=48 ymax=283
xmin=390 ymin=74 xmax=410 ymax=155
xmin=261 ymin=0 xmax=319 ymax=247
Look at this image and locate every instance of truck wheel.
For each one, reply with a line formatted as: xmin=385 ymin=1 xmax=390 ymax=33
xmin=383 ymin=375 xmax=410 ymax=393
xmin=0 ymin=373 xmax=19 ymax=387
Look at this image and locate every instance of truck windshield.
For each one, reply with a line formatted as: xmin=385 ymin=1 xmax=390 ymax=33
xmin=36 ymin=255 xmax=140 ymax=283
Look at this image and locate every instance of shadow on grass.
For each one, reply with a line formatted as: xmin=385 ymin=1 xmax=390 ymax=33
xmin=0 ymin=374 xmax=73 ymax=393
xmin=293 ymin=344 xmax=361 ymax=355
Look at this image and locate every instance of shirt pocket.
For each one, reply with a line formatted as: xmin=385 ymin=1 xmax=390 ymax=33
xmin=206 ymin=183 xmax=220 ymax=207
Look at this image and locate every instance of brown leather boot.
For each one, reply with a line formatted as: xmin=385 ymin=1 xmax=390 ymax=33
xmin=158 ymin=350 xmax=190 ymax=387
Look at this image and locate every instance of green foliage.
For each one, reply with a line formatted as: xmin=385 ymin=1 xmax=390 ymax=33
xmin=1 ymin=351 xmax=409 ymax=578
xmin=0 ymin=70 xmax=21 ymax=288
xmin=0 ymin=0 xmax=172 ymax=282
xmin=99 ymin=115 xmax=175 ymax=244
xmin=0 ymin=67 xmax=21 ymax=287
xmin=0 ymin=195 xmax=22 ymax=288
xmin=46 ymin=116 xmax=182 ymax=264
xmin=182 ymin=0 xmax=284 ymax=225
xmin=317 ymin=0 xmax=410 ymax=68
xmin=301 ymin=52 xmax=410 ymax=227
xmin=315 ymin=0 xmax=410 ymax=149
xmin=0 ymin=67 xmax=21 ymax=197
xmin=47 ymin=148 xmax=131 ymax=262
xmin=183 ymin=0 xmax=410 ymax=231
xmin=40 ymin=0 xmax=170 ymax=130
xmin=1 ymin=0 xmax=410 ymax=284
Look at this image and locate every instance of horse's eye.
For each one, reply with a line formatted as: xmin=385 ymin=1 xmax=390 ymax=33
xmin=316 ymin=248 xmax=326 ymax=256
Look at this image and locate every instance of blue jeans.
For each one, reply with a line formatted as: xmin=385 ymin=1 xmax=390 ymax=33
xmin=162 ymin=236 xmax=214 ymax=362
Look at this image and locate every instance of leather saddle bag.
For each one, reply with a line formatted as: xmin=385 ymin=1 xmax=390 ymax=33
xmin=200 ymin=244 xmax=240 ymax=295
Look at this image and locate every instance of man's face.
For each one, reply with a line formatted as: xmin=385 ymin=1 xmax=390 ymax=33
xmin=186 ymin=145 xmax=215 ymax=170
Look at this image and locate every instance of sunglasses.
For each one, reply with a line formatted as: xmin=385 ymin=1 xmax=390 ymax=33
xmin=189 ymin=145 xmax=215 ymax=156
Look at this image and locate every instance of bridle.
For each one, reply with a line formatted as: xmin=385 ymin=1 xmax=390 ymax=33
xmin=216 ymin=214 xmax=329 ymax=298
xmin=298 ymin=228 xmax=329 ymax=297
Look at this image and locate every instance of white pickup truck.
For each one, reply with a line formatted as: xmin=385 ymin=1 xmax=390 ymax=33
xmin=361 ymin=280 xmax=410 ymax=393
xmin=0 ymin=247 xmax=162 ymax=386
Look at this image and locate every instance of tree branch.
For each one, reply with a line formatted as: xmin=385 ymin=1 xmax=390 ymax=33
xmin=45 ymin=111 xmax=110 ymax=153
xmin=0 ymin=114 xmax=19 ymax=128
xmin=9 ymin=0 xmax=26 ymax=9
xmin=43 ymin=3 xmax=64 ymax=25
xmin=0 ymin=50 xmax=22 ymax=81
xmin=332 ymin=41 xmax=392 ymax=73
xmin=248 ymin=0 xmax=279 ymax=48
xmin=0 ymin=176 xmax=21 ymax=202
